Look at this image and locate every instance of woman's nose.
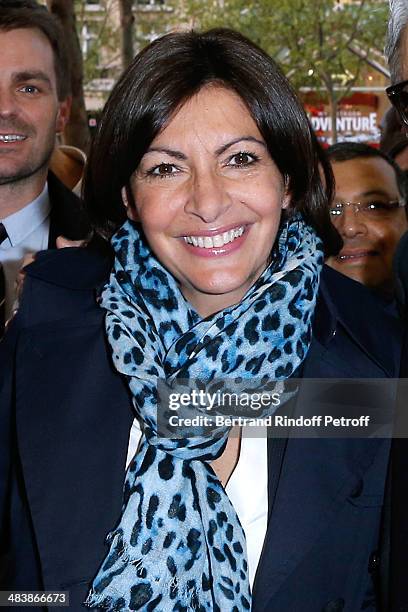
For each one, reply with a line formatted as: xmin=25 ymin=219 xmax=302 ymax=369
xmin=184 ymin=170 xmax=231 ymax=223
xmin=333 ymin=204 xmax=367 ymax=238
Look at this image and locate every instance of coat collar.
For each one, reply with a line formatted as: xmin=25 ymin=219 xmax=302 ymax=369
xmin=24 ymin=237 xmax=112 ymax=291
xmin=18 ymin=240 xmax=113 ymax=328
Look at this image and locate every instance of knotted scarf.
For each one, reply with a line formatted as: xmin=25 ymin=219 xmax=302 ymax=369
xmin=86 ymin=214 xmax=323 ymax=611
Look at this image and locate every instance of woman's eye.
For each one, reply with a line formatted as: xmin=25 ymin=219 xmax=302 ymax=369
xmin=228 ymin=152 xmax=258 ymax=167
xmin=149 ymin=163 xmax=178 ymax=177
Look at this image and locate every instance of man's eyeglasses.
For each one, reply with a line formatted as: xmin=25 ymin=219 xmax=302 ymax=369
xmin=386 ymin=79 xmax=408 ymax=126
xmin=330 ymin=200 xmax=406 ymax=218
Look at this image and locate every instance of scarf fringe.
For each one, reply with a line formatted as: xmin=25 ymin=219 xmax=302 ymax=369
xmin=85 ymin=533 xmax=204 ymax=611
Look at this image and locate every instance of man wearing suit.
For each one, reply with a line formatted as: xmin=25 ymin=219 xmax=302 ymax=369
xmin=0 ymin=1 xmax=88 ymax=336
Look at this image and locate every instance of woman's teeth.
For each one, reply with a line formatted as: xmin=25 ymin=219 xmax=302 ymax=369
xmin=183 ymin=226 xmax=244 ymax=248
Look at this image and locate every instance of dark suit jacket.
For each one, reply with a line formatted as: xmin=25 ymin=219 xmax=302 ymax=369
xmin=46 ymin=171 xmax=89 ymax=248
xmin=0 ymin=250 xmax=402 ymax=612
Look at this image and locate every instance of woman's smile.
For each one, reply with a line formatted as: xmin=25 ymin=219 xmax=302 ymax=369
xmin=181 ymin=223 xmax=249 ymax=257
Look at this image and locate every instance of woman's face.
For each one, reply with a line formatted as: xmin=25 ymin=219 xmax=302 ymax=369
xmin=128 ymin=85 xmax=290 ymax=317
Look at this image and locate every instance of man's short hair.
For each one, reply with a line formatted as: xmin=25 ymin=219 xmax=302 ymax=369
xmin=0 ymin=0 xmax=70 ymax=100
xmin=386 ymin=0 xmax=408 ymax=83
xmin=327 ymin=141 xmax=407 ymax=208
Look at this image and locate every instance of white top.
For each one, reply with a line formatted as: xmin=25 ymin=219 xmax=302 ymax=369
xmin=126 ymin=420 xmax=268 ymax=588
xmin=0 ymin=185 xmax=50 ymax=320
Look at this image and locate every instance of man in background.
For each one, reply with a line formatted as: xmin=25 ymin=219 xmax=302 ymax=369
xmin=326 ymin=142 xmax=408 ymax=300
xmin=0 ymin=0 xmax=89 ymax=337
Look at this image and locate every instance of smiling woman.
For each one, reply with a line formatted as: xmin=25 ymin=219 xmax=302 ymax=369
xmin=80 ymin=28 xmax=347 ymax=611
xmin=1 ymin=27 xmax=402 ymax=612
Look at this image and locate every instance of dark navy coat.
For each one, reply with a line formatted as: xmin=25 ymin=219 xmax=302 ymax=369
xmin=0 ymin=245 xmax=402 ymax=612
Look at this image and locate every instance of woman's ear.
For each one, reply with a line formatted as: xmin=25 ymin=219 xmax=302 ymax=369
xmin=121 ymin=186 xmax=139 ymax=221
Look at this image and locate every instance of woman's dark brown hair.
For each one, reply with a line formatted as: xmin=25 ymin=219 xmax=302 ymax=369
xmin=84 ymin=28 xmax=341 ymax=256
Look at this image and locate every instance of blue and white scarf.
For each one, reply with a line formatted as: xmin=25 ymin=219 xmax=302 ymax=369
xmin=86 ymin=214 xmax=323 ymax=611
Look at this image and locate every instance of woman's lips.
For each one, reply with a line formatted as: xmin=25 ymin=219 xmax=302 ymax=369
xmin=180 ymin=224 xmax=249 ymax=257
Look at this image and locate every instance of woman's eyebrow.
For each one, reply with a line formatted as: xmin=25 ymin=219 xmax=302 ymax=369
xmin=215 ymin=136 xmax=266 ymax=156
xmin=146 ymin=147 xmax=187 ymax=160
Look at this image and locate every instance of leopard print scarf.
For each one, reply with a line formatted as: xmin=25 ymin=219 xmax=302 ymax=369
xmin=86 ymin=214 xmax=323 ymax=611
